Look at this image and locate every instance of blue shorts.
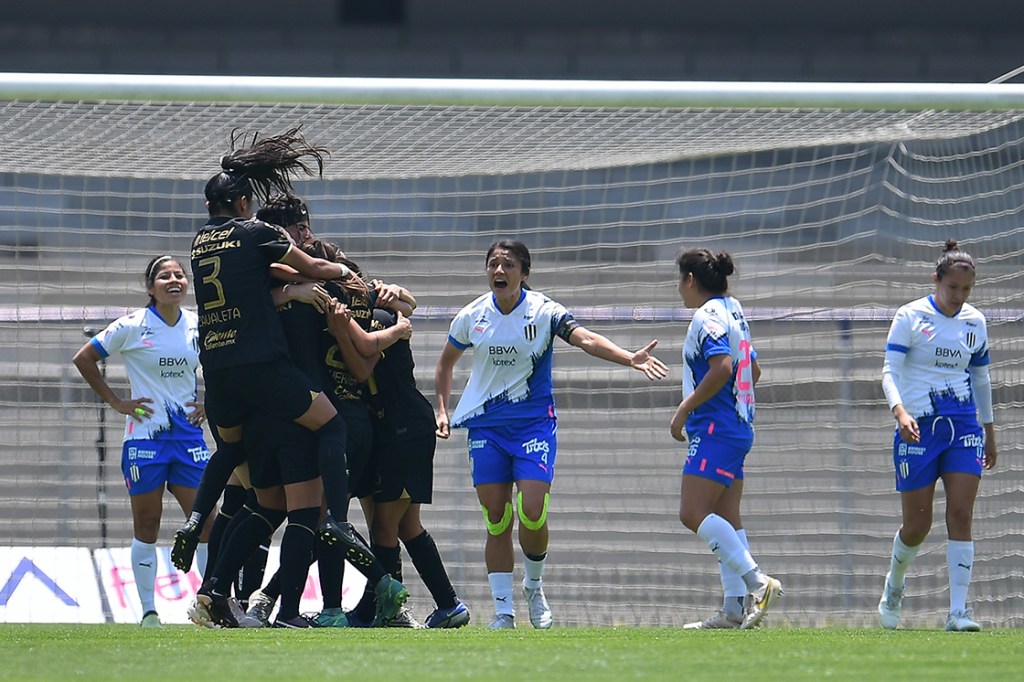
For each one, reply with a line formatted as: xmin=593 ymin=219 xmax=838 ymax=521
xmin=682 ymin=426 xmax=752 ymax=486
xmin=121 ymin=438 xmax=211 ymax=496
xmin=893 ymin=415 xmax=984 ymax=492
xmin=467 ymin=417 xmax=557 ymax=486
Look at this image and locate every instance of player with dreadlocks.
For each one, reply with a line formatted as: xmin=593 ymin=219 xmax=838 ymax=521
xmin=174 ymin=128 xmax=407 ymax=627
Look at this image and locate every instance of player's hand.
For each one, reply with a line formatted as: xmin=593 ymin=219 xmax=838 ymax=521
xmin=373 ymin=280 xmax=403 ymax=307
xmin=185 ymin=400 xmax=206 ymax=426
xmin=670 ymin=405 xmax=688 ymax=442
xmin=435 ymin=412 xmax=450 ymax=439
xmin=894 ymin=407 xmax=920 ymax=444
xmin=983 ymin=440 xmax=997 ymax=470
xmin=286 ymin=282 xmax=332 ymax=313
xmin=114 ymin=397 xmax=154 ymax=422
xmin=325 ymin=300 xmax=352 ymax=338
xmin=394 ymin=311 xmax=412 ymax=340
xmin=631 ymin=340 xmax=669 ymax=380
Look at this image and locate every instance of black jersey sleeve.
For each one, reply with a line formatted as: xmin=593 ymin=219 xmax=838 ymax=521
xmin=248 ymin=219 xmax=293 ymax=264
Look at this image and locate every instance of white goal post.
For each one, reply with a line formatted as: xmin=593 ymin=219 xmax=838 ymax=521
xmin=0 ymin=73 xmax=1021 ymax=627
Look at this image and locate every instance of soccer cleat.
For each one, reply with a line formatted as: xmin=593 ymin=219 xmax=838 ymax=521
xmin=187 ymin=598 xmax=219 ymax=629
xmin=195 ymin=587 xmax=240 ymax=628
xmin=371 ymin=574 xmax=410 ymax=627
xmin=386 ymin=605 xmax=424 ymax=629
xmin=313 ymin=607 xmax=349 ymax=628
xmin=344 ymin=609 xmax=373 ymax=628
xmin=140 ymin=610 xmax=162 ymax=628
xmin=171 ymin=520 xmax=201 ymax=573
xmin=488 ymin=613 xmax=516 ymax=629
xmin=318 ymin=516 xmax=376 ymax=570
xmin=683 ymin=609 xmax=742 ymax=630
xmin=878 ymin=572 xmax=905 ymax=630
xmin=524 ymin=584 xmax=553 ymax=629
xmin=230 ymin=598 xmax=265 ymax=628
xmin=273 ymin=614 xmax=319 ymax=629
xmin=740 ymin=575 xmax=783 ymax=630
xmin=425 ymin=600 xmax=471 ymax=629
xmin=945 ymin=609 xmax=981 ymax=632
xmin=245 ymin=590 xmax=275 ymax=628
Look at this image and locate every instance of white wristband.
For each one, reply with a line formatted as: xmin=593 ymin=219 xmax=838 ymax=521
xmin=338 ymin=263 xmax=350 ymax=279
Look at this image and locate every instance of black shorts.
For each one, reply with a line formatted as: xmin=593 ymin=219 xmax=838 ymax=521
xmin=245 ymin=418 xmax=319 ymax=489
xmin=204 ymin=358 xmax=318 ymax=430
xmin=373 ymin=430 xmax=435 ymax=504
xmin=337 ymin=400 xmax=375 ymax=499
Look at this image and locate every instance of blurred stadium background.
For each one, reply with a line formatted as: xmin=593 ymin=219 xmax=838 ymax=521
xmin=0 ymin=2 xmax=1021 ymax=628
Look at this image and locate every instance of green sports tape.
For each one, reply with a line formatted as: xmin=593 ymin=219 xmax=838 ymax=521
xmin=482 ymin=502 xmax=514 ymax=536
xmin=517 ymin=491 xmax=549 ymax=531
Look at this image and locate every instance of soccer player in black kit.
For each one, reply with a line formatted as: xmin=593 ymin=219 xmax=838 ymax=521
xmin=174 ymin=129 xmax=407 ymax=626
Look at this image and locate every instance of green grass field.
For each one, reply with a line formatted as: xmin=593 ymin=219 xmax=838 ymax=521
xmin=1 ymin=625 xmax=1022 ymax=681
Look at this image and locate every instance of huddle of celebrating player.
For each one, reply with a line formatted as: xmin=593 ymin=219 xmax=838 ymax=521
xmin=74 ymin=128 xmax=997 ymax=632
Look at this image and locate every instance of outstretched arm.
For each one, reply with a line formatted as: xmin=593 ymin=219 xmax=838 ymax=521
xmin=565 ymin=326 xmax=668 ymax=381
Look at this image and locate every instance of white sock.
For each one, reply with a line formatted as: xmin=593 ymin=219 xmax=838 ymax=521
xmin=488 ymin=571 xmax=515 ymax=617
xmin=889 ymin=531 xmax=920 ymax=588
xmin=131 ymin=538 xmax=158 ymax=613
xmin=947 ymin=540 xmax=974 ymax=613
xmin=720 ymin=529 xmax=749 ymax=617
xmin=195 ymin=543 xmax=209 ymax=576
xmin=696 ymin=514 xmax=758 ymax=590
xmin=523 ymin=553 xmax=546 ymax=590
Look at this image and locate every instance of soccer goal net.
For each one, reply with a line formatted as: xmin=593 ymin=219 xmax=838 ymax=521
xmin=1 ymin=74 xmax=1021 ymax=627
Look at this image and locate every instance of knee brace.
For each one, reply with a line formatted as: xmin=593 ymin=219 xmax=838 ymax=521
xmin=482 ymin=502 xmax=514 ymax=536
xmin=516 ymin=491 xmax=549 ymax=531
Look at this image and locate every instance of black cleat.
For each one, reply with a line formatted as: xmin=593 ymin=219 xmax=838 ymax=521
xmin=318 ymin=516 xmax=375 ymax=570
xmin=196 ymin=586 xmax=239 ymax=629
xmin=171 ymin=520 xmax=201 ymax=573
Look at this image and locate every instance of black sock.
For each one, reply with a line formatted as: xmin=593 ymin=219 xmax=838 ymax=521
xmin=204 ymin=484 xmax=249 ymax=581
xmin=276 ymin=507 xmax=319 ymax=621
xmin=189 ymin=440 xmax=246 ymax=524
xmin=237 ymin=536 xmax=270 ymax=605
xmin=210 ymin=503 xmax=286 ymax=591
xmin=262 ymin=569 xmax=282 ymax=601
xmin=314 ymin=415 xmax=350 ymax=520
xmin=404 ymin=530 xmax=458 ymax=609
xmin=316 ymin=537 xmax=346 ymax=610
xmin=372 ymin=543 xmax=402 ymax=582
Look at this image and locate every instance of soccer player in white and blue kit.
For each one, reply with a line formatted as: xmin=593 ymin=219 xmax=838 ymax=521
xmin=878 ymin=240 xmax=997 ymax=632
xmin=670 ymin=248 xmax=782 ymax=630
xmin=72 ymin=256 xmax=211 ymax=628
xmin=434 ymin=240 xmax=668 ymax=629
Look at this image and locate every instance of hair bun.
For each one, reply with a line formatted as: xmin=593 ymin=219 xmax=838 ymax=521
xmin=943 ymin=238 xmax=960 ymax=253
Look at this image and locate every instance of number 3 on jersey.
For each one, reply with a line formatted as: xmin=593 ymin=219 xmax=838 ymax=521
xmin=197 ymin=256 xmax=226 ymax=310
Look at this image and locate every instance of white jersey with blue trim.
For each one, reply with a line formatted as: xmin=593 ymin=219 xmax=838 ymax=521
xmin=883 ymin=295 xmax=990 ymax=420
xmin=91 ymin=306 xmax=204 ymax=442
xmin=447 ymin=289 xmax=576 ymax=428
xmin=682 ymin=296 xmax=756 ymax=434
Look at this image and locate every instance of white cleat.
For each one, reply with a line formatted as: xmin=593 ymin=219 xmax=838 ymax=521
xmin=878 ymin=572 xmax=904 ymax=630
xmin=945 ymin=609 xmax=981 ymax=632
xmin=524 ymin=584 xmax=553 ymax=629
xmin=683 ymin=609 xmax=742 ymax=630
xmin=187 ymin=598 xmax=220 ymax=629
xmin=488 ymin=613 xmax=516 ymax=629
xmin=740 ymin=576 xmax=783 ymax=630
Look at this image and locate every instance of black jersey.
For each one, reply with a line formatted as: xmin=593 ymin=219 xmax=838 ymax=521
xmin=322 ymin=281 xmax=377 ymax=402
xmin=190 ymin=216 xmax=293 ymax=370
xmin=367 ymin=308 xmax=435 ymax=441
xmin=274 ymin=289 xmax=331 ymax=394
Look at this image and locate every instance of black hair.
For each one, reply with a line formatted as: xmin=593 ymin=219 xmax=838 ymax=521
xmin=256 ymin=193 xmax=310 ymax=229
xmin=935 ymin=239 xmax=975 ymax=279
xmin=302 ymin=240 xmax=367 ymax=299
xmin=143 ymin=255 xmax=183 ymax=306
xmin=485 ymin=239 xmax=532 ymax=276
xmin=675 ymin=247 xmax=734 ymax=294
xmin=205 ymin=127 xmax=328 ymax=215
